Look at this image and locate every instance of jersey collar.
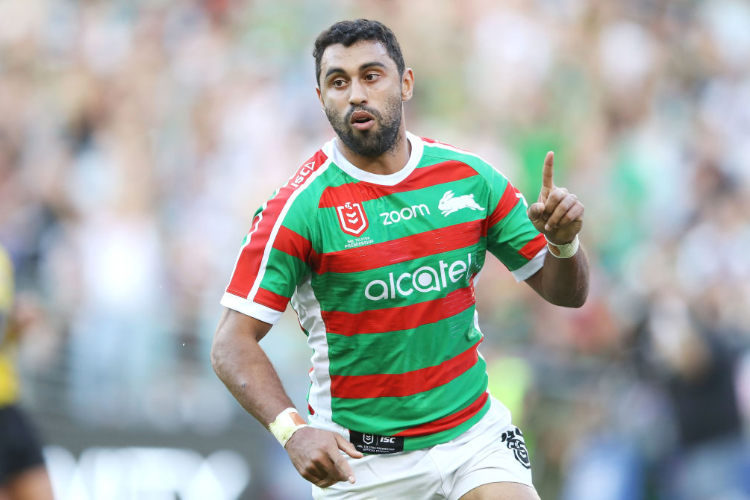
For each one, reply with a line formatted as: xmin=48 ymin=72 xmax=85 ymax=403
xmin=327 ymin=131 xmax=423 ymax=186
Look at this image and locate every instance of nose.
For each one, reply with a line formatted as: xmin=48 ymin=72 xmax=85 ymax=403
xmin=349 ymin=78 xmax=367 ymax=106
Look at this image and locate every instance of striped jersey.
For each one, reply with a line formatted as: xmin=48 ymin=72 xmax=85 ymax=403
xmin=221 ymin=132 xmax=547 ymax=451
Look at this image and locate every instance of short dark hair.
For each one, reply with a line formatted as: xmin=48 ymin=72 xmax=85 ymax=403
xmin=313 ymin=19 xmax=405 ymax=86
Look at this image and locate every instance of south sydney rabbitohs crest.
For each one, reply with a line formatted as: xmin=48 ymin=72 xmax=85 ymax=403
xmin=336 ymin=202 xmax=369 ymax=236
xmin=501 ymin=427 xmax=531 ymax=469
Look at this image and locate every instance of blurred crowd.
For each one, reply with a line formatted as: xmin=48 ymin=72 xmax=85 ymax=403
xmin=1 ymin=0 xmax=750 ymax=498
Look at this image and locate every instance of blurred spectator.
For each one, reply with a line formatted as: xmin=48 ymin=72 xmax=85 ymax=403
xmin=0 ymin=245 xmax=54 ymax=500
xmin=639 ymin=294 xmax=750 ymax=500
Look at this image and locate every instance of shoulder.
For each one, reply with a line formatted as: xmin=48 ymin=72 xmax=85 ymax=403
xmin=286 ymin=148 xmax=332 ymax=193
xmin=419 ymin=136 xmax=508 ymax=182
xmin=272 ymin=145 xmax=343 ymax=211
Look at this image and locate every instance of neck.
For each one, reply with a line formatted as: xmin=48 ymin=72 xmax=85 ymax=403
xmin=337 ymin=125 xmax=411 ymax=176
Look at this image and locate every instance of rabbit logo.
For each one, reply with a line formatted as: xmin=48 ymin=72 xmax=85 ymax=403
xmin=438 ymin=190 xmax=485 ymax=216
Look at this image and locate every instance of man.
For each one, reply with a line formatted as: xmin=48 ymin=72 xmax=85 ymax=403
xmin=212 ymin=19 xmax=588 ymax=500
xmin=0 ymin=246 xmax=54 ymax=500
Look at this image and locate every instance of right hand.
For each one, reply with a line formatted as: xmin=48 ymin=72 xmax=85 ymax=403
xmin=285 ymin=426 xmax=364 ymax=488
xmin=527 ymin=151 xmax=584 ymax=245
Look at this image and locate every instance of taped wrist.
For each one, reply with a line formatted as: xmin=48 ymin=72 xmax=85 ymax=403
xmin=269 ymin=408 xmax=308 ymax=447
xmin=546 ymin=235 xmax=580 ymax=259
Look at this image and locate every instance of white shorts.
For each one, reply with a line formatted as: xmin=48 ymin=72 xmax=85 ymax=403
xmin=312 ymin=397 xmax=535 ymax=500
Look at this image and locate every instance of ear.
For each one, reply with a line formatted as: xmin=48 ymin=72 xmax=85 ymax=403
xmin=401 ymin=68 xmax=414 ymax=102
xmin=316 ymin=87 xmax=325 ymax=110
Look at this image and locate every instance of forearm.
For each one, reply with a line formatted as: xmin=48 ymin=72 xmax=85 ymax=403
xmin=211 ymin=309 xmax=361 ymax=486
xmin=523 ymin=150 xmax=590 ymax=307
xmin=211 ymin=309 xmax=295 ymax=427
xmin=537 ymin=244 xmax=589 ymax=307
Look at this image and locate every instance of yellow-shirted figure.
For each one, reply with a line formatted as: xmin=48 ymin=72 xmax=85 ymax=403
xmin=0 ymin=247 xmax=53 ymax=500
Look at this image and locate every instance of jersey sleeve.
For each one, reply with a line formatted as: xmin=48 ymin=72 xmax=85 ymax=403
xmin=482 ymin=166 xmax=547 ymax=282
xmin=221 ymin=152 xmax=326 ymax=324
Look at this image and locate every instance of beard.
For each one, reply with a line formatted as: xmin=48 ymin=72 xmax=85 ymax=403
xmin=325 ymin=91 xmax=403 ymax=158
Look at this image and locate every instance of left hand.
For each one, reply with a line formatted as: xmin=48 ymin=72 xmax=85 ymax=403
xmin=527 ymin=151 xmax=584 ymax=245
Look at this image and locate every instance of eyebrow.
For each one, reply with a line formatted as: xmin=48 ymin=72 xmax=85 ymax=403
xmin=324 ymin=61 xmax=388 ymax=80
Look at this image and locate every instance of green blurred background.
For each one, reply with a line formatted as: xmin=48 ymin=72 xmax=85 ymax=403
xmin=1 ymin=0 xmax=750 ymax=499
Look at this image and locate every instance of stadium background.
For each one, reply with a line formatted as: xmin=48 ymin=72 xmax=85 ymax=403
xmin=1 ymin=0 xmax=750 ymax=498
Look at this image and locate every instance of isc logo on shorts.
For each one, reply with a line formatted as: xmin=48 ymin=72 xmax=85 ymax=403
xmin=350 ymin=431 xmax=404 ymax=454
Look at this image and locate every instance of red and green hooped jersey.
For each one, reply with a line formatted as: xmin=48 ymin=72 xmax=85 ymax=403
xmin=221 ymin=132 xmax=547 ymax=451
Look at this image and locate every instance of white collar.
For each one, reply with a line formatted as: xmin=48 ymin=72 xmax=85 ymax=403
xmin=327 ymin=131 xmax=424 ymax=186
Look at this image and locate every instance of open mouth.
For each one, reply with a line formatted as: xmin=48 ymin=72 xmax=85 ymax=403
xmin=350 ymin=110 xmax=375 ymax=131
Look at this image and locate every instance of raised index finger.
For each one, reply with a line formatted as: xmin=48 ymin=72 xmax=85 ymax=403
xmin=542 ymin=151 xmax=555 ymax=190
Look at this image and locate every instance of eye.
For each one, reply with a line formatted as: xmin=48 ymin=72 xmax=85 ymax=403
xmin=365 ymin=73 xmax=380 ymax=81
xmin=332 ymin=78 xmax=347 ymax=88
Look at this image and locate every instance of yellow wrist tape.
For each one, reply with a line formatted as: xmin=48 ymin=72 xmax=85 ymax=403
xmin=269 ymin=408 xmax=308 ymax=447
xmin=546 ymin=235 xmax=580 ymax=259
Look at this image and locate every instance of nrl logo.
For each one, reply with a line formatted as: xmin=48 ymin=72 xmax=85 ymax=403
xmin=336 ymin=202 xmax=369 ymax=236
xmin=438 ymin=190 xmax=485 ymax=216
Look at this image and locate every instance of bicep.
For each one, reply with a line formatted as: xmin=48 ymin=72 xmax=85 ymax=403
xmin=214 ymin=308 xmax=274 ymax=345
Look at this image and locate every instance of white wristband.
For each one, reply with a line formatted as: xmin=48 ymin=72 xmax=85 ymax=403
xmin=269 ymin=408 xmax=308 ymax=448
xmin=546 ymin=235 xmax=580 ymax=259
